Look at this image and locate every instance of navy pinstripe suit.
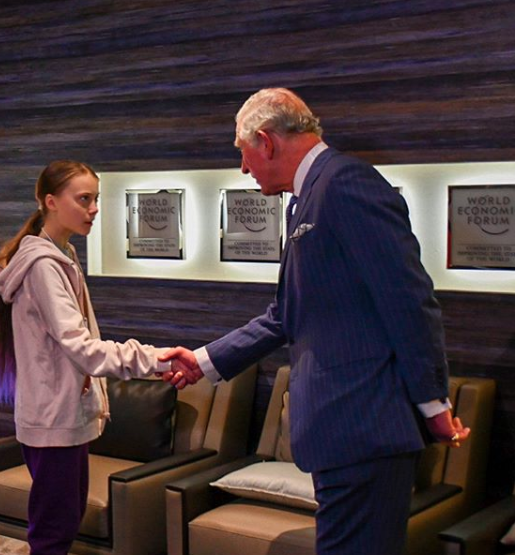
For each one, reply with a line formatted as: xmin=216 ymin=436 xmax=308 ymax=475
xmin=205 ymin=148 xmax=449 ymax=554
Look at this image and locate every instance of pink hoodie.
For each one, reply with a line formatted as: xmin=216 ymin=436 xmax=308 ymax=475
xmin=0 ymin=236 xmax=171 ymax=447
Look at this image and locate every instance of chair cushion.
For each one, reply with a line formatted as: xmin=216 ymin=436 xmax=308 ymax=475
xmin=82 ymin=454 xmax=142 ymax=538
xmin=0 ymin=454 xmax=141 ymax=538
xmin=189 ymin=499 xmax=316 ymax=555
xmin=90 ymin=377 xmax=177 ymax=462
xmin=210 ymin=461 xmax=318 ymax=511
xmin=0 ymin=464 xmax=31 ymax=521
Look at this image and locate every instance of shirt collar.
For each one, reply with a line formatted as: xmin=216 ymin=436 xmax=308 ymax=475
xmin=292 ymin=141 xmax=328 ymax=197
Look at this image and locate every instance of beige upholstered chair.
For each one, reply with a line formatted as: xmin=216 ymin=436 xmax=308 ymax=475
xmin=165 ymin=366 xmax=495 ymax=555
xmin=0 ymin=364 xmax=256 ymax=555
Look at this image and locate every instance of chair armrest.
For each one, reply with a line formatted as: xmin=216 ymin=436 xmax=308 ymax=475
xmin=106 ymin=447 xmax=234 ymax=555
xmin=0 ymin=436 xmax=23 ymax=470
xmin=439 ymin=497 xmax=515 ymax=555
xmin=109 ymin=447 xmax=217 ymax=483
xmin=167 ymin=454 xmax=266 ymax=519
xmin=410 ymin=483 xmax=462 ymax=517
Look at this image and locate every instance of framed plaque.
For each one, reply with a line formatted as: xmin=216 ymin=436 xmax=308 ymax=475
xmin=220 ymin=189 xmax=283 ymax=262
xmin=126 ymin=189 xmax=184 ymax=259
xmin=448 ymin=185 xmax=515 ymax=269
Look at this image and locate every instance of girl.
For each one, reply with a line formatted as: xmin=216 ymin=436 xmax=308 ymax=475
xmin=0 ymin=160 xmax=172 ymax=555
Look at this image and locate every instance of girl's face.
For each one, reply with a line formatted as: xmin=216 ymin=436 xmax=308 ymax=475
xmin=46 ymin=173 xmax=99 ymax=238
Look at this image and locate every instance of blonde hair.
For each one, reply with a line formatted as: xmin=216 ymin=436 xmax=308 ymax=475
xmin=235 ymin=88 xmax=323 ymax=147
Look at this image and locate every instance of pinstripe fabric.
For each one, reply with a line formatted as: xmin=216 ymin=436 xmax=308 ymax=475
xmin=206 ymin=148 xmax=448 ymax=472
xmin=312 ymin=452 xmax=417 ymax=555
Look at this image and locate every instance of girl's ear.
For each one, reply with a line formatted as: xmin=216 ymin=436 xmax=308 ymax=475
xmin=44 ymin=193 xmax=57 ymax=212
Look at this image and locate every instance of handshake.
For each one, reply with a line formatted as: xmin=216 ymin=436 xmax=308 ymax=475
xmin=157 ymin=347 xmax=204 ymax=389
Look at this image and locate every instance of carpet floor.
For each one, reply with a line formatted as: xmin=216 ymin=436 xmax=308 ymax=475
xmin=0 ymin=535 xmax=29 ymax=555
xmin=0 ymin=535 xmax=81 ymax=555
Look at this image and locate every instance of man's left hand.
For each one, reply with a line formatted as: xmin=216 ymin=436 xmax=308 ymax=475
xmin=425 ymin=410 xmax=471 ymax=447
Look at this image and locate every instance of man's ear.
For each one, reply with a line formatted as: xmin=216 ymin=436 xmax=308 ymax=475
xmin=256 ymin=130 xmax=274 ymax=159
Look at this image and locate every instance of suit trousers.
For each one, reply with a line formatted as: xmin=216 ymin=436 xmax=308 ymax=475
xmin=311 ymin=451 xmax=418 ymax=555
xmin=22 ymin=443 xmax=89 ymax=555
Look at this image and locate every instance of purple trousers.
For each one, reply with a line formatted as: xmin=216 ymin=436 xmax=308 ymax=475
xmin=22 ymin=443 xmax=89 ymax=555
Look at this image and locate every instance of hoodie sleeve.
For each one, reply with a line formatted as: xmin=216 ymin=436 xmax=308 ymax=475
xmin=25 ymin=258 xmax=171 ymax=379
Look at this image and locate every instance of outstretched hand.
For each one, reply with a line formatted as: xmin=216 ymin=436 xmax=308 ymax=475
xmin=425 ymin=409 xmax=471 ymax=448
xmin=157 ymin=346 xmax=204 ymax=389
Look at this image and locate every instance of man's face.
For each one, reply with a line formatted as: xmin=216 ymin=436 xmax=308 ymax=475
xmin=238 ymin=136 xmax=291 ymax=196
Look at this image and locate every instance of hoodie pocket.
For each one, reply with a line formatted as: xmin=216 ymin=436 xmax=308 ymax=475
xmin=80 ymin=384 xmax=104 ymax=425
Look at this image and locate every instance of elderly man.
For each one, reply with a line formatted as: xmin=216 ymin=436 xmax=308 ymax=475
xmin=160 ymin=88 xmax=469 ymax=555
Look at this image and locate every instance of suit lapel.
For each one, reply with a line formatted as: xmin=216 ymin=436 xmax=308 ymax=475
xmin=278 ymin=148 xmax=337 ymax=283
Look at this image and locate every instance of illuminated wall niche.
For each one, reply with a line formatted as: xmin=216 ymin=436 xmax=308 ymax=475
xmin=88 ymin=163 xmax=515 ymax=292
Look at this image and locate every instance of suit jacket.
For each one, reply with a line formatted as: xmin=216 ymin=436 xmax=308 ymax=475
xmin=206 ymin=148 xmax=448 ymax=472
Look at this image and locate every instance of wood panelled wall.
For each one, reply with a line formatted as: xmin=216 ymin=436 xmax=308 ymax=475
xmin=1 ymin=0 xmax=515 ymax=499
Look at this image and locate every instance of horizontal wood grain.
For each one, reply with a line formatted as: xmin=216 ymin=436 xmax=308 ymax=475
xmin=1 ymin=0 xmax=515 ymax=171
xmin=1 ymin=0 xmax=514 ymax=499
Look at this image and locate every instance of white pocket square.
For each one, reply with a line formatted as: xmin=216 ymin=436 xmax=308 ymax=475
xmin=290 ymin=223 xmax=315 ymax=241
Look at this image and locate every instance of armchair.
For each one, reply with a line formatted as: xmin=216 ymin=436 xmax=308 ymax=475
xmin=0 ymin=364 xmax=257 ymax=555
xmin=165 ymin=366 xmax=495 ymax=555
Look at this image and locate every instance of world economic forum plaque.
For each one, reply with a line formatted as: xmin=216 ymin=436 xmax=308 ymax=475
xmin=448 ymin=184 xmax=515 ymax=269
xmin=220 ymin=189 xmax=282 ymax=262
xmin=126 ymin=189 xmax=184 ymax=259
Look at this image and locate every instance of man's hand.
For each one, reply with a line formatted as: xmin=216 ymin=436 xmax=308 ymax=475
xmin=425 ymin=409 xmax=471 ymax=447
xmin=157 ymin=347 xmax=204 ymax=389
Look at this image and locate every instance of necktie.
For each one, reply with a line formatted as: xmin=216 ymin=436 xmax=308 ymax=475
xmin=286 ymin=195 xmax=298 ymax=228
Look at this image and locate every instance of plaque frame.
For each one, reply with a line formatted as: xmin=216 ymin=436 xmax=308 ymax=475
xmin=126 ymin=188 xmax=184 ymax=260
xmin=219 ymin=189 xmax=283 ymax=263
xmin=447 ymin=184 xmax=515 ymax=270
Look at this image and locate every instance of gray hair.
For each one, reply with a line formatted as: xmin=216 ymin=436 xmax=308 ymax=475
xmin=235 ymin=88 xmax=323 ymax=147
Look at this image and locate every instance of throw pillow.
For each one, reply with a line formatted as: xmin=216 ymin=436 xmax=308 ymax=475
xmin=210 ymin=461 xmax=318 ymax=510
xmin=90 ymin=377 xmax=177 ymax=462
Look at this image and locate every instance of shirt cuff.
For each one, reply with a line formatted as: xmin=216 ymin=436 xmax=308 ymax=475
xmin=417 ymin=398 xmax=452 ymax=418
xmin=194 ymin=346 xmax=223 ymax=385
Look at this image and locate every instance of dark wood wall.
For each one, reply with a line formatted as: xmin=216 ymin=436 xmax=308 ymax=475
xmin=1 ymin=0 xmax=515 ymax=499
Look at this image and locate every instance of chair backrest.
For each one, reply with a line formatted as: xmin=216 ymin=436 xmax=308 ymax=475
xmin=257 ymin=367 xmax=495 ymax=508
xmin=175 ymin=363 xmax=258 ymax=460
xmin=414 ymin=378 xmax=461 ymax=490
xmin=88 ymin=364 xmax=257 ymax=463
xmin=174 ymin=377 xmax=216 ymax=454
xmin=256 ymin=365 xmax=291 ymax=460
xmin=414 ymin=376 xmax=495 ymax=506
xmin=443 ymin=377 xmax=495 ymax=503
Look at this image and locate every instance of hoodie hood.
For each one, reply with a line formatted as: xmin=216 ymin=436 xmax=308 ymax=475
xmin=0 ymin=235 xmax=75 ymax=304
